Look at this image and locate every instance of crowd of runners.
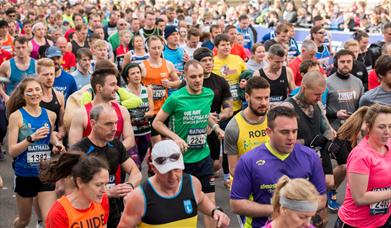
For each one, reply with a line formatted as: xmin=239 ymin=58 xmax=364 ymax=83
xmin=0 ymin=0 xmax=390 ymax=228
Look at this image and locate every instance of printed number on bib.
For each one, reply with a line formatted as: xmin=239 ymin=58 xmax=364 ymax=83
xmin=369 ymin=187 xmax=391 ymax=215
xmin=152 ymin=85 xmax=166 ymax=100
xmin=230 ymin=84 xmax=240 ymax=101
xmin=27 ymin=151 xmax=50 ymax=163
xmin=187 ymin=128 xmax=207 ymax=149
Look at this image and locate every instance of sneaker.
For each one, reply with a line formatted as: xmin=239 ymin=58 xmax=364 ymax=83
xmin=328 ymin=190 xmax=341 ymax=212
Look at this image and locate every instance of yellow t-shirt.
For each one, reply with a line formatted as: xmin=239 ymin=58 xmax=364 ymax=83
xmin=234 ymin=112 xmax=269 ymax=157
xmin=213 ymin=54 xmax=246 ymax=111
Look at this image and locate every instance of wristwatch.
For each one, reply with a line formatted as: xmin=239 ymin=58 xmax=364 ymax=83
xmin=26 ymin=135 xmax=34 ymax=143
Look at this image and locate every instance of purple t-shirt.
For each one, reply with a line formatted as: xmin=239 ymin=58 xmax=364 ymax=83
xmin=230 ymin=143 xmax=326 ymax=228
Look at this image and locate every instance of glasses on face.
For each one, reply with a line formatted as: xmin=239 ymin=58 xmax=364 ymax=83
xmin=119 ymin=23 xmax=127 ymax=26
xmin=154 ymin=153 xmax=181 ymax=165
xmin=9 ymin=14 xmax=16 ymax=18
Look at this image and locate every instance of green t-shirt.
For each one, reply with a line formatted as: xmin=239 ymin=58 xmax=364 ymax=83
xmin=162 ymin=87 xmax=214 ymax=163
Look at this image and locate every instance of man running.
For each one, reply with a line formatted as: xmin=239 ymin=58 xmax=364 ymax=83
xmin=118 ymin=140 xmax=230 ymax=228
xmin=153 ymin=60 xmax=224 ymax=227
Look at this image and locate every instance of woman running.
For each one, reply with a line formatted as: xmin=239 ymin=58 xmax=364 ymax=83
xmin=43 ymin=150 xmax=110 ymax=228
xmin=7 ymin=77 xmax=64 ymax=227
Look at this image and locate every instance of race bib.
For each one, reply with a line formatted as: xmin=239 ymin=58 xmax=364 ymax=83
xmin=152 ymin=85 xmax=166 ymax=100
xmin=230 ymin=84 xmax=240 ymax=100
xmin=370 ymin=187 xmax=391 ymax=215
xmin=187 ymin=128 xmax=207 ymax=149
xmin=27 ymin=151 xmax=51 ymax=164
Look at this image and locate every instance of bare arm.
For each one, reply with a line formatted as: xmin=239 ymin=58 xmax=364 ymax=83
xmin=121 ymin=158 xmax=142 ymax=187
xmin=220 ymin=98 xmax=233 ymax=121
xmin=120 ymin=106 xmax=136 ymax=150
xmin=193 ymin=176 xmax=230 ymax=228
xmin=167 ymin=61 xmax=181 ymax=89
xmin=8 ymin=111 xmax=27 ymax=157
xmin=68 ymin=107 xmax=87 ymax=146
xmin=0 ymin=61 xmax=10 ymax=78
xmin=145 ymin=86 xmax=154 ymax=118
xmin=121 ymin=52 xmax=131 ymax=70
xmin=349 ymin=173 xmax=391 ymax=206
xmin=286 ymin=67 xmax=296 ymax=92
xmin=230 ymin=198 xmax=273 ymax=218
xmin=55 ymin=91 xmax=66 ymax=140
xmin=227 ymin=155 xmax=238 ymax=177
xmin=117 ymin=188 xmax=144 ymax=228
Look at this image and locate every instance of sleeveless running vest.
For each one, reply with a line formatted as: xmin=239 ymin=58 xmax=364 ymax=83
xmin=58 ymin=195 xmax=106 ymax=228
xmin=142 ymin=59 xmax=170 ymax=114
xmin=259 ymin=66 xmax=289 ymax=103
xmin=315 ymin=44 xmax=332 ymax=72
xmin=140 ymin=174 xmax=198 ymax=227
xmin=128 ymin=86 xmax=151 ymax=136
xmin=30 ymin=38 xmax=49 ymax=59
xmin=14 ymin=107 xmax=51 ymax=177
xmin=82 ymin=102 xmax=124 ymax=138
xmin=234 ymin=112 xmax=269 ymax=157
xmin=287 ymin=98 xmax=322 ymax=146
xmin=7 ymin=58 xmax=36 ymax=95
xmin=0 ymin=34 xmax=13 ymax=53
xmin=129 ymin=50 xmax=150 ymax=64
xmin=40 ymin=89 xmax=60 ymax=130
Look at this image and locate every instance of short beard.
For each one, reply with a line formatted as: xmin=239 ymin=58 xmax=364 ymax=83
xmin=249 ymin=103 xmax=267 ymax=117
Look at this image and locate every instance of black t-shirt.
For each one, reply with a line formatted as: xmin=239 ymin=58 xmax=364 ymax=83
xmin=71 ymin=137 xmax=130 ymax=227
xmin=179 ymin=73 xmax=232 ymax=113
xmin=71 ymin=40 xmax=90 ymax=56
xmin=71 ymin=137 xmax=129 ymax=176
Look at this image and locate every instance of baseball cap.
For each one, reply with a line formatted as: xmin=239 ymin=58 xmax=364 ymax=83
xmin=164 ymin=25 xmax=178 ymax=40
xmin=151 ymin=140 xmax=184 ymax=174
xmin=45 ymin=46 xmax=62 ymax=58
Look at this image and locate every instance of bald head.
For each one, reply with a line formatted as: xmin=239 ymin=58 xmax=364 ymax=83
xmin=302 ymin=71 xmax=326 ymax=89
xmin=56 ymin=37 xmax=67 ymax=45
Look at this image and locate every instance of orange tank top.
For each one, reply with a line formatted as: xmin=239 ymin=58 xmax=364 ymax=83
xmin=58 ymin=195 xmax=107 ymax=228
xmin=142 ymin=59 xmax=170 ymax=114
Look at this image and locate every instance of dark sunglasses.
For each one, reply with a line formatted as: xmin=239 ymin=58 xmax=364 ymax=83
xmin=154 ymin=153 xmax=181 ymax=165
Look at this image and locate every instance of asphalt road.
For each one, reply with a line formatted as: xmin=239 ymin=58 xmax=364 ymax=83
xmin=0 ymin=151 xmax=343 ymax=228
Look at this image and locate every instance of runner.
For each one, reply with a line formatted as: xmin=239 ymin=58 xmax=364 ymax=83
xmin=263 ymin=176 xmax=320 ymax=228
xmin=335 ymin=104 xmax=391 ymax=228
xmin=230 ymin=106 xmax=327 ymax=228
xmin=152 ymin=60 xmax=224 ymax=227
xmin=0 ymin=36 xmax=36 ymax=96
xmin=44 ymin=46 xmax=77 ymax=101
xmin=212 ymin=34 xmax=246 ymax=113
xmin=71 ymin=103 xmax=141 ymax=228
xmin=43 ymin=150 xmax=110 ymax=228
xmin=253 ymin=44 xmax=295 ymax=104
xmin=7 ymin=77 xmax=64 ymax=228
xmin=37 ymin=58 xmax=65 ymax=140
xmin=140 ymin=35 xmax=181 ymax=145
xmin=326 ymin=49 xmax=364 ymax=130
xmin=225 ymin=76 xmax=270 ymax=177
xmin=118 ymin=140 xmax=230 ymax=228
xmin=121 ymin=34 xmax=149 ymax=68
xmin=68 ymin=64 xmax=135 ymax=150
xmin=122 ymin=62 xmax=154 ymax=168
xmin=193 ymin=47 xmax=233 ymax=179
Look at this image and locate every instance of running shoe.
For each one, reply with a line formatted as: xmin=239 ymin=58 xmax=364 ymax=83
xmin=328 ymin=190 xmax=341 ymax=212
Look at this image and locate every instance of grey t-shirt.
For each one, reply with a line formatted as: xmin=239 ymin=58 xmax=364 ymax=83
xmin=326 ymin=73 xmax=364 ymax=130
xmin=359 ymin=86 xmax=391 ymax=107
xmin=224 ymin=111 xmax=267 ymax=155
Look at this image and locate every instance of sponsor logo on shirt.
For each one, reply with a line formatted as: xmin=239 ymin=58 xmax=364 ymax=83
xmin=183 ymin=200 xmax=193 ymax=214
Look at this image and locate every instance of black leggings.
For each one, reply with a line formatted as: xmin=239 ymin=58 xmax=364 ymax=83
xmin=334 ymin=215 xmax=391 ymax=228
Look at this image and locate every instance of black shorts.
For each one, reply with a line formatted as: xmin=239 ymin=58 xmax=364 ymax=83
xmin=184 ymin=156 xmax=215 ymax=193
xmin=14 ymin=176 xmax=55 ymax=197
xmin=207 ymin=132 xmax=221 ymax=161
xmin=150 ymin=115 xmax=169 ymax=137
xmin=319 ymin=147 xmax=333 ymax=175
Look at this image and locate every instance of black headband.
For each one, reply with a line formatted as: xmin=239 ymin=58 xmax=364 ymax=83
xmin=193 ymin=51 xmax=213 ymax=62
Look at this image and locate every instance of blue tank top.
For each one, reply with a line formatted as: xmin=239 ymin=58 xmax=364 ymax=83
xmin=315 ymin=44 xmax=332 ymax=72
xmin=7 ymin=58 xmax=36 ymax=95
xmin=163 ymin=46 xmax=185 ymax=73
xmin=13 ymin=107 xmax=51 ymax=177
